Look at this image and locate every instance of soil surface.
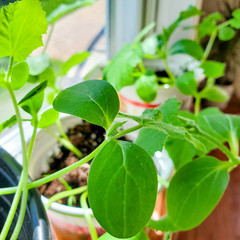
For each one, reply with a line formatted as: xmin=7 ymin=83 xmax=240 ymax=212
xmin=38 ymin=121 xmax=120 ymax=206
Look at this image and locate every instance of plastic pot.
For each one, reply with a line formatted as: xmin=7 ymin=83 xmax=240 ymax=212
xmin=0 ymin=148 xmax=51 ymax=240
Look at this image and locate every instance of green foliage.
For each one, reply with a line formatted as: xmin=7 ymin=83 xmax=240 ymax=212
xmin=11 ymin=62 xmax=29 ymax=90
xmin=60 ymin=52 xmax=90 ymax=76
xmin=200 ymin=86 xmax=229 ymax=102
xmin=0 ymin=115 xmax=17 ymax=133
xmin=200 ymin=61 xmax=225 ymax=79
xmin=42 ymin=0 xmax=95 ymax=23
xmin=104 ymin=44 xmax=143 ymax=91
xmin=170 ymin=39 xmax=204 ymax=60
xmin=99 ymin=231 xmax=149 ymax=240
xmin=0 ymin=0 xmax=47 ymax=62
xmin=88 ymin=140 xmax=158 ymax=238
xmin=26 ymin=54 xmax=50 ymax=76
xmin=166 ymin=157 xmax=231 ymax=230
xmin=148 ymin=216 xmax=177 ymax=232
xmin=38 ymin=108 xmax=59 ymax=128
xmin=230 ymin=9 xmax=240 ymax=29
xmin=135 ymin=74 xmax=158 ymax=103
xmin=18 ymin=81 xmax=47 ymax=118
xmin=53 ymin=80 xmax=119 ymax=130
xmin=176 ymin=71 xmax=197 ymax=96
xmin=218 ymin=27 xmax=235 ymax=41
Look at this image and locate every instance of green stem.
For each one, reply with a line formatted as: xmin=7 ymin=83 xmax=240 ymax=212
xmin=112 ymin=124 xmax=142 ymax=139
xmin=45 ymin=186 xmax=87 ymax=210
xmin=42 ymin=23 xmax=55 ymax=54
xmin=201 ymin=29 xmax=217 ymax=63
xmin=45 ymin=128 xmax=83 ymax=158
xmin=163 ymin=58 xmax=175 ymax=83
xmin=56 ymin=118 xmax=71 ymax=142
xmin=194 ymin=96 xmax=201 ymax=117
xmin=164 ymin=232 xmax=172 ymax=240
xmin=138 ymin=61 xmax=146 ymax=74
xmin=27 ymin=122 xmax=38 ymax=160
xmin=80 ymin=191 xmax=98 ymax=240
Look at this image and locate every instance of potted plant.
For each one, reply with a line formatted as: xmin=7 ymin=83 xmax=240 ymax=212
xmin=1 ymin=1 xmax=240 ymax=240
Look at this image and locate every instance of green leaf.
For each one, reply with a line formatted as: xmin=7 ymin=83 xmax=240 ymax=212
xmin=179 ymin=5 xmax=203 ymax=20
xmin=170 ymin=39 xmax=204 ymax=60
xmin=38 ymin=108 xmax=59 ymax=128
xmin=230 ymin=18 xmax=240 ymax=29
xmin=232 ymin=9 xmax=240 ymax=19
xmin=53 ymin=80 xmax=119 ymax=130
xmin=18 ymin=81 xmax=47 ymax=117
xmin=99 ymin=231 xmax=149 ymax=240
xmin=11 ymin=62 xmax=29 ymax=90
xmin=26 ymin=54 xmax=50 ymax=76
xmin=107 ymin=121 xmax=127 ymax=138
xmin=60 ymin=51 xmax=90 ymax=76
xmin=0 ymin=115 xmax=17 ymax=133
xmin=43 ymin=0 xmax=95 ymax=23
xmin=88 ymin=140 xmax=158 ymax=238
xmin=200 ymin=61 xmax=225 ymax=79
xmin=134 ymin=22 xmax=156 ymax=44
xmin=166 ymin=156 xmax=230 ymax=230
xmin=135 ymin=74 xmax=158 ymax=103
xmin=201 ymin=86 xmax=229 ymax=102
xmin=141 ymin=35 xmax=158 ymax=55
xmin=0 ymin=0 xmax=48 ymax=62
xmin=218 ymin=27 xmax=235 ymax=41
xmin=176 ymin=71 xmax=197 ymax=96
xmin=148 ymin=215 xmax=177 ymax=232
xmin=104 ymin=44 xmax=143 ymax=91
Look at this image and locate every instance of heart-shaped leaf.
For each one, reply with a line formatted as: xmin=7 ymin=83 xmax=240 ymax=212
xmin=53 ymin=80 xmax=119 ymax=130
xmin=88 ymin=140 xmax=158 ymax=238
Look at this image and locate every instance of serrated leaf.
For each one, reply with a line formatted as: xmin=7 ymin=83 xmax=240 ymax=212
xmin=88 ymin=140 xmax=158 ymax=238
xmin=218 ymin=27 xmax=235 ymax=41
xmin=60 ymin=51 xmax=90 ymax=76
xmin=104 ymin=44 xmax=143 ymax=91
xmin=176 ymin=71 xmax=197 ymax=96
xmin=99 ymin=231 xmax=149 ymax=240
xmin=167 ymin=156 xmax=230 ymax=230
xmin=38 ymin=108 xmax=59 ymax=128
xmin=43 ymin=0 xmax=95 ymax=23
xmin=201 ymin=86 xmax=229 ymax=102
xmin=200 ymin=61 xmax=225 ymax=79
xmin=18 ymin=81 xmax=47 ymax=117
xmin=26 ymin=54 xmax=50 ymax=76
xmin=0 ymin=0 xmax=48 ymax=62
xmin=53 ymin=80 xmax=119 ymax=130
xmin=148 ymin=215 xmax=177 ymax=232
xmin=170 ymin=39 xmax=204 ymax=60
xmin=135 ymin=74 xmax=158 ymax=103
xmin=11 ymin=62 xmax=29 ymax=90
xmin=0 ymin=115 xmax=17 ymax=133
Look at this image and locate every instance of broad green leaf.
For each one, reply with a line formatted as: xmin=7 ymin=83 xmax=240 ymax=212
xmin=99 ymin=231 xmax=149 ymax=240
xmin=0 ymin=115 xmax=17 ymax=133
xmin=201 ymin=86 xmax=229 ymax=102
xmin=148 ymin=215 xmax=177 ymax=232
xmin=135 ymin=74 xmax=158 ymax=103
xmin=88 ymin=140 xmax=158 ymax=238
xmin=53 ymin=80 xmax=119 ymax=130
xmin=18 ymin=81 xmax=47 ymax=117
xmin=43 ymin=0 xmax=95 ymax=23
xmin=26 ymin=54 xmax=50 ymax=76
xmin=11 ymin=62 xmax=29 ymax=90
xmin=104 ymin=44 xmax=143 ymax=91
xmin=200 ymin=61 xmax=225 ymax=79
xmin=38 ymin=108 xmax=59 ymax=128
xmin=176 ymin=71 xmax=197 ymax=96
xmin=170 ymin=39 xmax=204 ymax=60
xmin=230 ymin=18 xmax=240 ymax=29
xmin=165 ymin=138 xmax=197 ymax=170
xmin=0 ymin=69 xmax=7 ymax=89
xmin=232 ymin=9 xmax=240 ymax=19
xmin=60 ymin=51 xmax=90 ymax=76
xmin=0 ymin=0 xmax=48 ymax=62
xmin=218 ymin=27 xmax=235 ymax=41
xmin=167 ymin=156 xmax=231 ymax=230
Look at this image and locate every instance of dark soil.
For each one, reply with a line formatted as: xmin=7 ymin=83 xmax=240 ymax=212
xmin=38 ymin=121 xmax=126 ymax=206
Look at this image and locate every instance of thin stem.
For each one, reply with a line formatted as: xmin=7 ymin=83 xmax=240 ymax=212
xmin=42 ymin=23 xmax=55 ymax=54
xmin=112 ymin=124 xmax=142 ymax=139
xmin=194 ymin=96 xmax=201 ymax=117
xmin=80 ymin=191 xmax=98 ymax=240
xmin=163 ymin=58 xmax=175 ymax=83
xmin=27 ymin=122 xmax=38 ymax=160
xmin=201 ymin=29 xmax=217 ymax=63
xmin=138 ymin=61 xmax=146 ymax=74
xmin=0 ymin=139 xmax=109 ymax=196
xmin=58 ymin=177 xmax=76 ymax=206
xmin=45 ymin=186 xmax=87 ymax=210
xmin=164 ymin=232 xmax=172 ymax=240
xmin=56 ymin=118 xmax=70 ymax=142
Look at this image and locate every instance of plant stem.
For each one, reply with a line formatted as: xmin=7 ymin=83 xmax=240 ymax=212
xmin=194 ymin=96 xmax=201 ymax=117
xmin=45 ymin=186 xmax=87 ymax=210
xmin=138 ymin=61 xmax=146 ymax=74
xmin=42 ymin=23 xmax=55 ymax=54
xmin=27 ymin=122 xmax=38 ymax=160
xmin=164 ymin=232 xmax=172 ymax=240
xmin=158 ymin=175 xmax=169 ymax=188
xmin=163 ymin=58 xmax=175 ymax=83
xmin=56 ymin=118 xmax=71 ymax=141
xmin=80 ymin=191 xmax=98 ymax=240
xmin=201 ymin=29 xmax=217 ymax=63
xmin=112 ymin=124 xmax=142 ymax=139
xmin=0 ymin=139 xmax=109 ymax=196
